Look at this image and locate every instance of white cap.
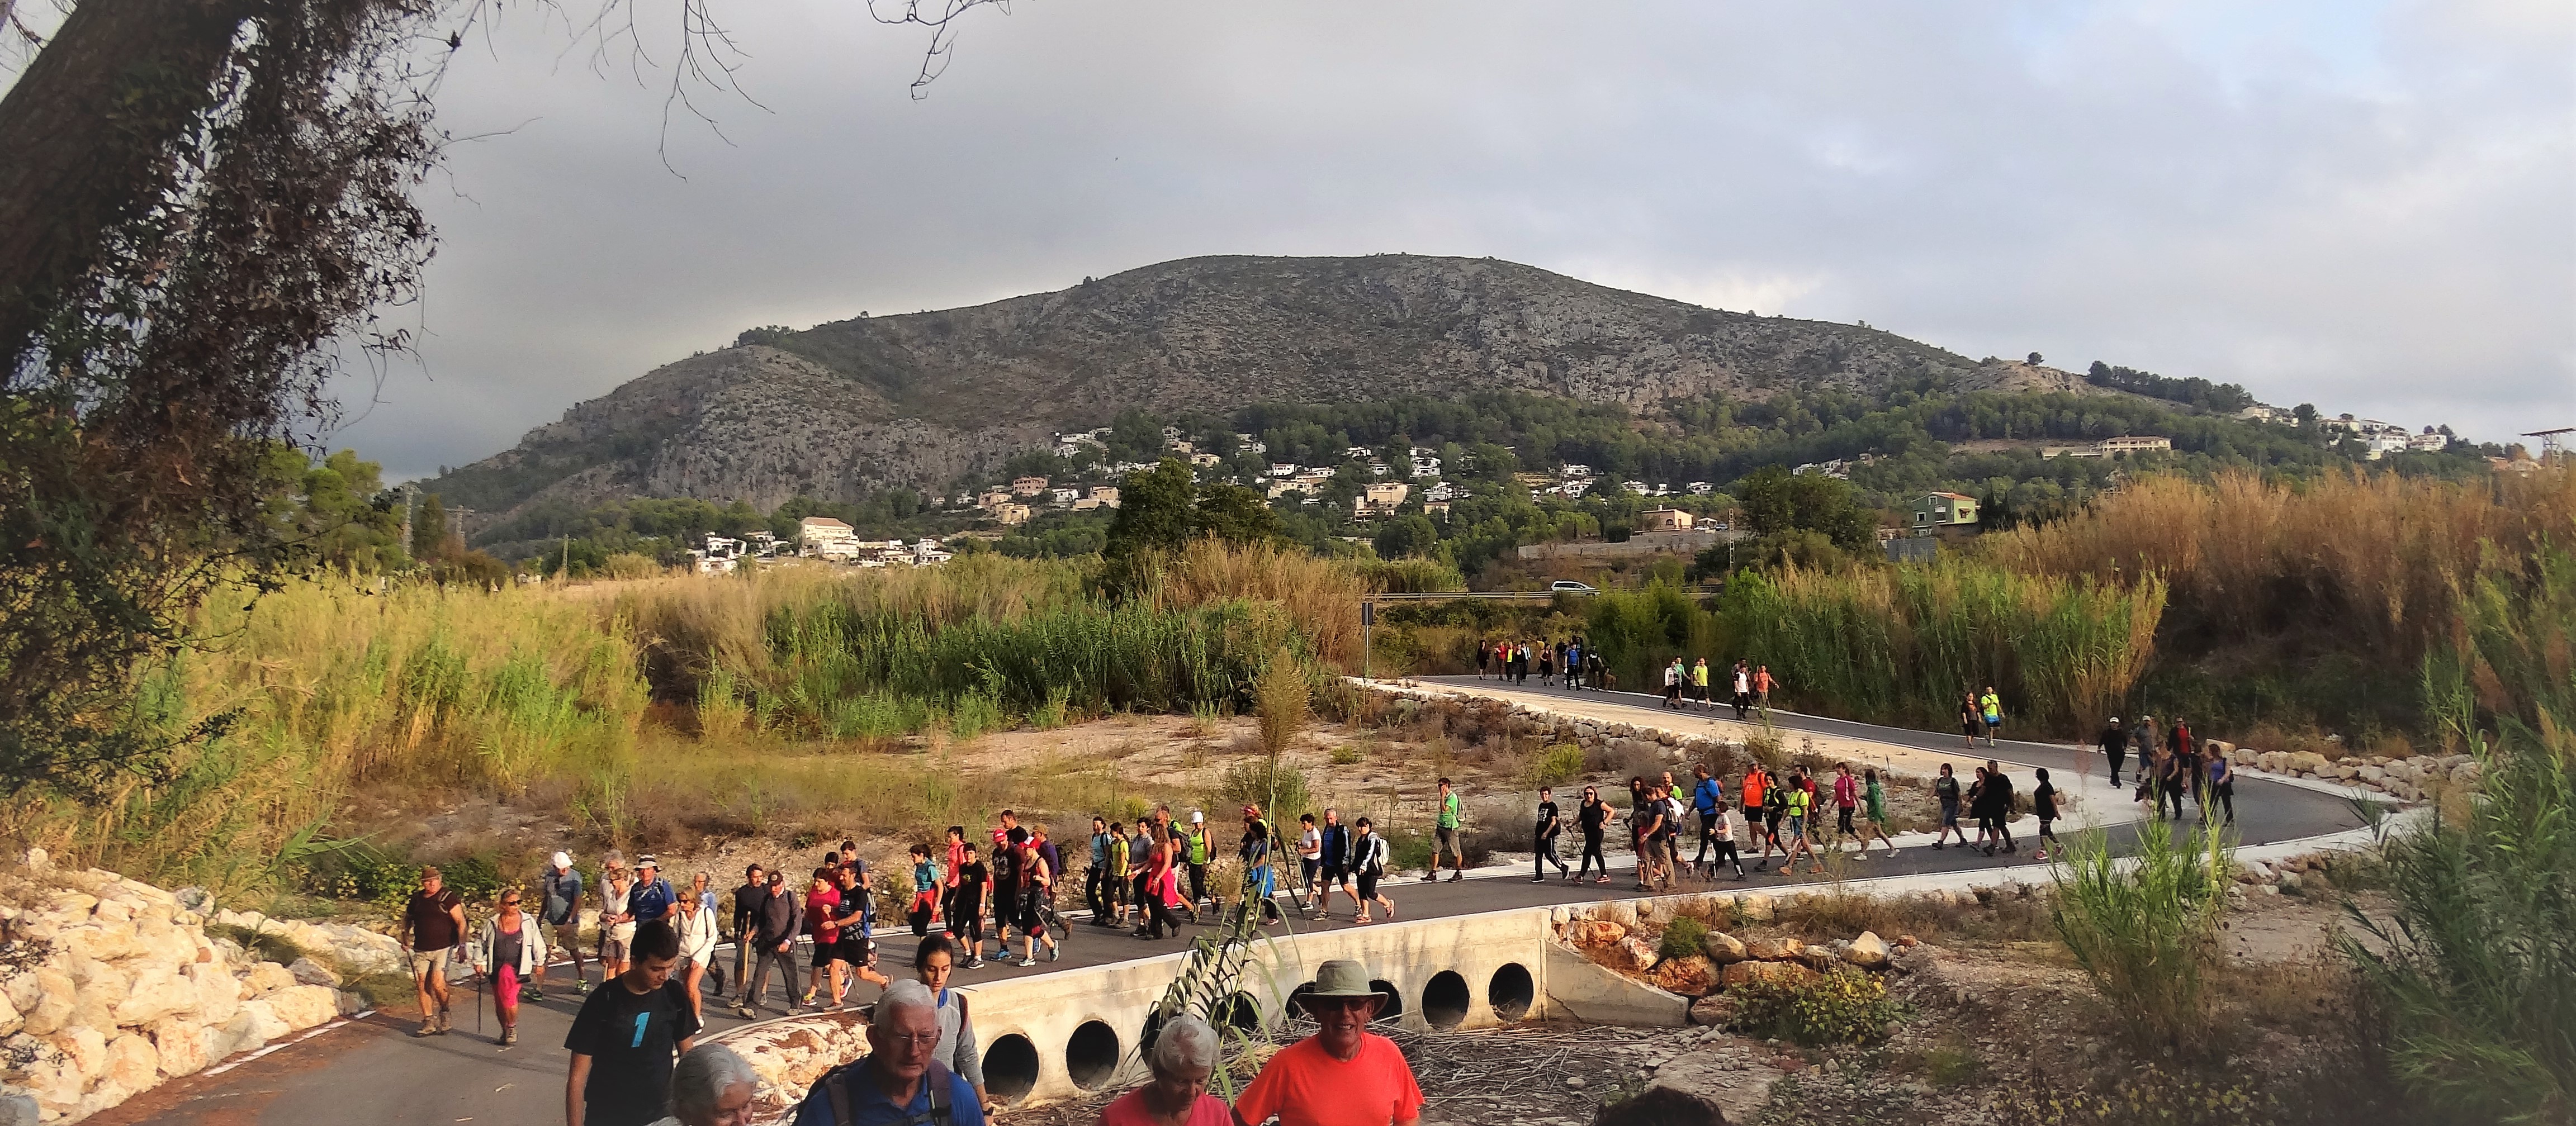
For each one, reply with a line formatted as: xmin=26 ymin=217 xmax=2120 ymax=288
xmin=552 ymin=851 xmax=572 ymax=870
xmin=1189 ymin=811 xmax=1204 ymax=824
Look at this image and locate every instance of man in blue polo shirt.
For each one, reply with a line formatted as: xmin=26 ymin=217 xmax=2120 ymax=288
xmin=1688 ymin=767 xmax=1726 ymax=877
xmin=790 ymin=980 xmax=983 ymax=1125
xmin=628 ymin=856 xmax=677 ymax=927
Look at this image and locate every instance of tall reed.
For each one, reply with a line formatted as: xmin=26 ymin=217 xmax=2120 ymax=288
xmin=2051 ymin=816 xmax=2234 ymax=1056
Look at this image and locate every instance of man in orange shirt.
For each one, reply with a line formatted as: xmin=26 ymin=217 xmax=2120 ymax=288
xmin=1233 ymin=959 xmax=1422 ymax=1126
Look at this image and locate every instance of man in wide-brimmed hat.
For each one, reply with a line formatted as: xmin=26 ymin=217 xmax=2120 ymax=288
xmin=1233 ymin=959 xmax=1422 ymax=1126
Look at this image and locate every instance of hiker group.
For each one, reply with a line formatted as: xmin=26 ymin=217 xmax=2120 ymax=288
xmin=1475 ymin=636 xmax=1610 ymax=691
xmin=2097 ymin=713 xmax=2235 ymax=823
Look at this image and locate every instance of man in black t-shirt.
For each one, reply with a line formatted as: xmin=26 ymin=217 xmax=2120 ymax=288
xmin=1531 ymin=787 xmax=1569 ymax=882
xmin=565 ymin=920 xmax=700 ymax=1126
xmin=398 ymin=866 xmax=466 ymax=1038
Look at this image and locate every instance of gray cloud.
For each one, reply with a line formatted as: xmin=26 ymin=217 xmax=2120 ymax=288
xmin=310 ymin=0 xmax=2573 ymax=479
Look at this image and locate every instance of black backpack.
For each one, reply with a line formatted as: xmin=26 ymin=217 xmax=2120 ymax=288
xmin=811 ymin=1060 xmax=955 ymax=1125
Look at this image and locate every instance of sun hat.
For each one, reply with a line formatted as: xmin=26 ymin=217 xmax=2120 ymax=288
xmin=1189 ymin=811 xmax=1204 ymax=824
xmin=1308 ymin=959 xmax=1382 ymax=1000
xmin=551 ymin=851 xmax=572 ymax=870
xmin=637 ymin=854 xmax=659 ymax=870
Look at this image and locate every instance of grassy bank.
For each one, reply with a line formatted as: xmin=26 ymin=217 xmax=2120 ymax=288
xmin=3 ymin=541 xmax=1366 ymax=894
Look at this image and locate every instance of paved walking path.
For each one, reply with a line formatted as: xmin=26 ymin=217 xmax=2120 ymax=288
xmin=103 ymin=681 xmax=2365 ymax=1124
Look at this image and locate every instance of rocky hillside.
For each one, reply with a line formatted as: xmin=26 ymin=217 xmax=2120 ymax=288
xmin=428 ymin=254 xmax=2032 ymax=516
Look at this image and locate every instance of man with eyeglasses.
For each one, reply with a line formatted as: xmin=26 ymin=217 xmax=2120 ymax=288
xmin=789 ymin=980 xmax=984 ymax=1125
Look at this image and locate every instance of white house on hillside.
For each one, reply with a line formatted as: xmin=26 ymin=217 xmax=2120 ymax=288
xmin=799 ymin=517 xmax=860 ymax=559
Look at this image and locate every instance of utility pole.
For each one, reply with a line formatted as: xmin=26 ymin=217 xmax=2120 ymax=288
xmin=1361 ymin=600 xmax=1374 ymax=682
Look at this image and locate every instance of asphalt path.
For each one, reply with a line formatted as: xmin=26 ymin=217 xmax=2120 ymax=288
xmin=103 ymin=680 xmax=2361 ymax=1125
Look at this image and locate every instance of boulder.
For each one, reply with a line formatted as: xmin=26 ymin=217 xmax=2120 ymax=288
xmin=1720 ymin=960 xmax=1817 ymax=990
xmin=188 ymin=962 xmax=242 ymax=1026
xmin=1650 ymin=956 xmax=1718 ymax=996
xmin=266 ymin=985 xmax=340 ymax=1033
xmin=1702 ymin=930 xmax=1749 ymax=963
xmin=234 ymin=999 xmax=293 ymax=1048
xmin=1687 ymin=994 xmax=1737 ymax=1028
xmin=1745 ymin=937 xmax=1803 ymax=961
xmin=243 ymin=962 xmax=296 ymax=997
xmin=1613 ymin=937 xmax=1660 ymax=974
xmin=47 ymin=1024 xmax=107 ymax=1085
xmin=1797 ymin=947 xmax=1839 ymax=972
xmin=1597 ymin=900 xmax=1639 ymax=929
xmin=1571 ymin=920 xmax=1630 ymax=947
xmin=111 ymin=965 xmax=196 ymax=1027
xmin=2284 ymin=752 xmax=2331 ymax=775
xmin=173 ymin=887 xmax=215 ymax=916
xmin=1735 ymin=894 xmax=1775 ymax=923
xmin=0 ymin=1094 xmax=36 ymax=1126
xmin=149 ymin=1016 xmax=207 ymax=1078
xmin=1843 ymin=932 xmax=1890 ymax=970
xmin=19 ymin=969 xmax=73 ymax=1037
xmin=103 ymin=1032 xmax=159 ymax=1091
xmin=287 ymin=957 xmax=342 ymax=988
xmin=206 ymin=1006 xmax=271 ymax=1061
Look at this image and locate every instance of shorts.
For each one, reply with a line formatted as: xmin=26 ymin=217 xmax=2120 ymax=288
xmin=1436 ymin=826 xmax=1458 ymax=850
xmin=1742 ymin=803 xmax=1760 ymax=824
xmin=811 ymin=937 xmax=840 ymax=970
xmin=1787 ymin=815 xmax=1806 ymax=842
xmin=409 ymin=947 xmax=452 ymax=980
xmin=1301 ymin=858 xmax=1321 ymax=885
xmin=1324 ymin=864 xmax=1349 ymax=885
xmin=1017 ymin=894 xmax=1044 ymax=934
xmin=1357 ymin=870 xmax=1381 ymax=900
xmin=1837 ymin=807 xmax=1856 ymax=835
xmin=1940 ymin=800 xmax=1961 ymax=826
xmin=1963 ymin=721 xmax=1980 ymax=738
xmin=835 ymin=935 xmax=872 ymax=966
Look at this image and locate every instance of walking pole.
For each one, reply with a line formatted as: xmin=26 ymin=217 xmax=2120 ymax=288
xmin=475 ymin=968 xmax=484 ymax=1036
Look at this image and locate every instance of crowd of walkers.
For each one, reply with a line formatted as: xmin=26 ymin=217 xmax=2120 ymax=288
xmin=2097 ymin=712 xmax=2236 ymax=824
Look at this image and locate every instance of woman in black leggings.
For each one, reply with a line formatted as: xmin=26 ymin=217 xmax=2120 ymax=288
xmin=1575 ymin=786 xmax=1611 ymax=883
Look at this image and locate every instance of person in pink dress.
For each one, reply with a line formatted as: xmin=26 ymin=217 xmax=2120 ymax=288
xmin=1097 ymin=1013 xmax=1229 ymax=1126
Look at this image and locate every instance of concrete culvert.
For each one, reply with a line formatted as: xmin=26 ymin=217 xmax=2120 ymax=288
xmin=1067 ymin=1020 xmax=1119 ymax=1090
xmin=1422 ymin=970 xmax=1470 ymax=1029
xmin=1215 ymin=992 xmax=1263 ymax=1033
xmin=1368 ymin=979 xmax=1403 ymax=1023
xmin=983 ymin=1034 xmax=1040 ymax=1100
xmin=1488 ymin=962 xmax=1535 ymax=1022
xmin=1285 ymin=982 xmax=1319 ymax=1020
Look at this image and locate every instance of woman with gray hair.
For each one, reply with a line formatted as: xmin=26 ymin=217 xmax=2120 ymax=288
xmin=1096 ymin=1012 xmax=1227 ymax=1126
xmin=647 ymin=1042 xmax=757 ymax=1126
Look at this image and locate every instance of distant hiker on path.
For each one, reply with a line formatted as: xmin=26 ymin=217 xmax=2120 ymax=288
xmin=1855 ymin=768 xmax=1898 ymax=857
xmin=467 ymin=886 xmax=544 ymax=1047
xmin=1532 ymin=787 xmax=1570 ymax=882
xmin=1932 ymin=763 xmax=1968 ymax=849
xmin=1663 ymin=658 xmax=1686 ymax=709
xmin=1959 ymin=692 xmax=1982 ymax=749
xmin=735 ymin=869 xmax=802 ymax=1016
xmin=2100 ymin=716 xmax=2128 ymax=788
xmin=1575 ymin=785 xmax=1611 ymax=884
xmin=1979 ymin=687 xmax=2004 ymax=747
xmin=538 ymin=852 xmax=584 ymax=1001
xmin=2032 ymin=767 xmax=2061 ymax=862
xmin=1428 ymin=778 xmax=1465 ymax=882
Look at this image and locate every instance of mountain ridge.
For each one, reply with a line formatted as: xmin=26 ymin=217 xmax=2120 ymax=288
xmin=427 ymin=253 xmax=2092 ymax=517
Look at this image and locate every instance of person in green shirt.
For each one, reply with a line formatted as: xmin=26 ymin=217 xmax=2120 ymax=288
xmin=1181 ymin=813 xmax=1213 ymax=919
xmin=1427 ymin=778 xmax=1464 ymax=882
xmin=1854 ymin=768 xmax=1897 ymax=856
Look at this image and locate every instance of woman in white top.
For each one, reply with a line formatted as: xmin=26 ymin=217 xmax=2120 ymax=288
xmin=598 ymin=869 xmax=636 ymax=980
xmin=671 ymin=890 xmax=721 ymax=1024
xmin=1296 ymin=814 xmax=1324 ymax=903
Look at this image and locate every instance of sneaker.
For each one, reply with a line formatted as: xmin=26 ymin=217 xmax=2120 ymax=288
xmin=1016 ymin=956 xmax=1037 ymax=967
xmin=1530 ymin=877 xmax=1547 ymax=883
xmin=964 ymin=957 xmax=985 ymax=970
xmin=573 ymin=978 xmax=590 ymax=995
xmin=1421 ymin=872 xmax=1438 ymax=882
xmin=2034 ymin=849 xmax=2049 ymax=861
xmin=522 ymin=986 xmax=544 ymax=1003
xmin=1447 ymin=872 xmax=1462 ymax=882
xmin=1046 ymin=943 xmax=1060 ymax=962
xmin=500 ymin=1027 xmax=517 ymax=1047
xmin=1932 ymin=842 xmax=1945 ymax=850
xmin=734 ymin=1005 xmax=755 ymax=1019
xmin=412 ymin=1019 xmax=438 ymax=1038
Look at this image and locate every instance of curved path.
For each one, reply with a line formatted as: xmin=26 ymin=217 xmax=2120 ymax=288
xmin=102 ymin=681 xmax=2367 ymax=1125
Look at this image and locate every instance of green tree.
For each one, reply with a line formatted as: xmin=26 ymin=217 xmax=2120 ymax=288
xmin=1105 ymin=460 xmax=1200 ymax=559
xmin=1372 ymin=515 xmax=1440 ymax=560
xmin=411 ymin=493 xmax=451 ymax=562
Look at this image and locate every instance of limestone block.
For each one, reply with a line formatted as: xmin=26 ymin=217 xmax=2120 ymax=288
xmin=149 ymin=1016 xmax=207 ymax=1077
xmin=0 ymin=987 xmax=18 ymax=1038
xmin=46 ymin=1025 xmax=106 ymax=1085
xmin=60 ymin=920 xmax=140 ymax=963
xmin=1605 ymin=937 xmax=1659 ymax=974
xmin=266 ymin=985 xmax=339 ymax=1032
xmin=1718 ymin=960 xmax=1817 ymax=990
xmin=242 ymin=962 xmax=296 ymax=998
xmin=103 ymin=1032 xmax=158 ymax=1091
xmin=112 ymin=966 xmax=195 ymax=1028
xmin=1596 ymin=900 xmax=1638 ymax=929
xmin=1745 ymin=937 xmax=1803 ymax=961
xmin=0 ymin=1092 xmax=36 ymax=1126
xmin=1649 ymin=956 xmax=1717 ymax=996
xmin=1735 ymin=893 xmax=1774 ymax=922
xmin=287 ymin=957 xmax=342 ymax=989
xmin=202 ymin=1008 xmax=264 ymax=1062
xmin=1687 ymin=994 xmax=1736 ymax=1027
xmin=187 ymin=962 xmax=241 ymax=1027
xmin=18 ymin=970 xmax=72 ymax=1037
xmin=2283 ymin=751 xmax=2331 ymax=775
xmin=235 ymin=999 xmax=292 ymax=1048
xmin=41 ymin=893 xmax=95 ymax=919
xmin=1571 ymin=920 xmax=1628 ymax=947
xmin=1842 ymin=932 xmax=1890 ymax=970
xmin=1701 ymin=930 xmax=1748 ymax=963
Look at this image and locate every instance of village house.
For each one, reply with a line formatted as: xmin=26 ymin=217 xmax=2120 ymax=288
xmin=1637 ymin=507 xmax=1694 ymax=533
xmin=1352 ymin=481 xmax=1410 ymax=519
xmin=977 ymin=488 xmax=1015 ymax=510
xmin=1050 ymin=487 xmax=1081 ymax=504
xmin=798 ymin=516 xmax=860 ymax=559
xmin=1423 ymin=500 xmax=1451 ymax=519
xmin=1010 ymin=475 xmax=1050 ymax=497
xmin=1912 ymin=492 xmax=1980 ymax=536
xmin=991 ymin=502 xmax=1031 ymax=526
xmin=2097 ymin=435 xmax=2172 ymax=455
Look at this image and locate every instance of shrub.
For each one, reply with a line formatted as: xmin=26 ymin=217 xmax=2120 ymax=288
xmin=2050 ymin=816 xmax=2232 ymax=1055
xmin=1658 ymin=915 xmax=1708 ymax=962
xmin=1329 ymin=745 xmax=1362 ymax=766
xmin=1524 ymin=743 xmax=1584 ymax=789
xmin=1210 ymin=759 xmax=1308 ymax=825
xmin=1729 ymin=964 xmax=1907 ymax=1047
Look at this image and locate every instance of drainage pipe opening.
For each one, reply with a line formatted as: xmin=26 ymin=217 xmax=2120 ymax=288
xmin=1422 ymin=971 xmax=1470 ymax=1029
xmin=1488 ymin=962 xmax=1536 ymax=1023
xmin=1214 ymin=992 xmax=1263 ymax=1033
xmin=983 ymin=1033 xmax=1040 ymax=1099
xmin=1368 ymin=979 xmax=1403 ymax=1023
xmin=1066 ymin=1020 xmax=1119 ymax=1090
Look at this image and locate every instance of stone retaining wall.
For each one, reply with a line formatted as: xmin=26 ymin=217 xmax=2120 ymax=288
xmin=0 ymin=852 xmax=379 ymax=1124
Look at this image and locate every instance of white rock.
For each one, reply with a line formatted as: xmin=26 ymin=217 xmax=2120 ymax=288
xmin=104 ymin=1032 xmax=158 ymax=1091
xmin=150 ymin=1016 xmax=207 ymax=1077
xmin=235 ymin=999 xmax=292 ymax=1048
xmin=287 ymin=957 xmax=342 ymax=988
xmin=0 ymin=1093 xmax=36 ymax=1126
xmin=188 ymin=962 xmax=242 ymax=1026
xmin=1843 ymin=931 xmax=1891 ymax=970
xmin=18 ymin=970 xmax=72 ymax=1037
xmin=266 ymin=985 xmax=339 ymax=1032
xmin=46 ymin=1025 xmax=106 ymax=1085
xmin=242 ymin=962 xmax=296 ymax=998
xmin=112 ymin=965 xmax=196 ymax=1027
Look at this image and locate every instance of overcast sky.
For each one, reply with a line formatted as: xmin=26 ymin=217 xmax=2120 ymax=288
xmin=300 ymin=0 xmax=2573 ymax=481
